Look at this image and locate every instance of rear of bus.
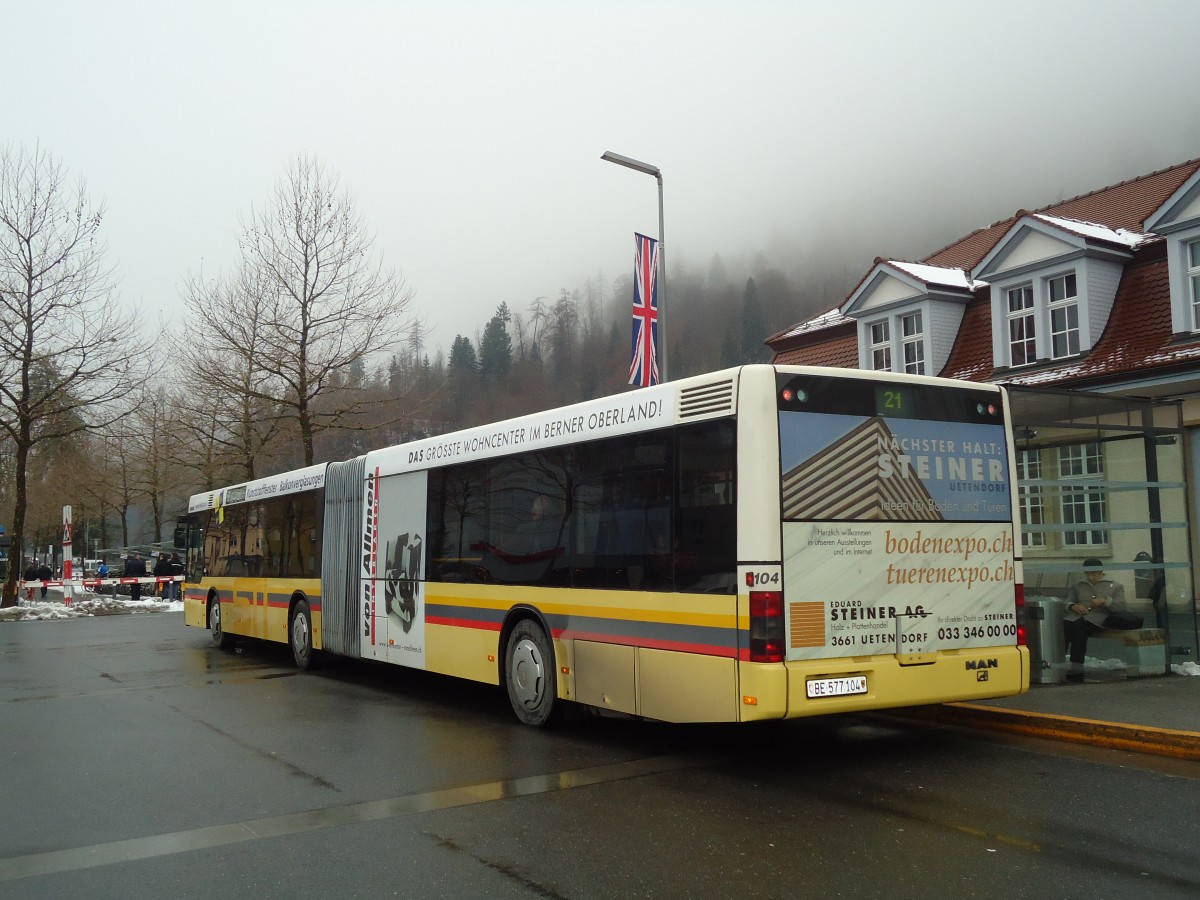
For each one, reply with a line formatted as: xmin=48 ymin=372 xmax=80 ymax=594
xmin=740 ymin=367 xmax=1028 ymax=720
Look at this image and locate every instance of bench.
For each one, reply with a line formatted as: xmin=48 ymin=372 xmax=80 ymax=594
xmin=1087 ymin=627 xmax=1167 ymax=677
xmin=1025 ymin=595 xmax=1166 ymax=681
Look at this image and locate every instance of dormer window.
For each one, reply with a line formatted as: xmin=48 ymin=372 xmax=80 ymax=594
xmin=1048 ymin=272 xmax=1080 ymax=358
xmin=844 ymin=261 xmax=973 ymax=376
xmin=864 ymin=312 xmax=927 ymax=375
xmin=1001 ymin=272 xmax=1081 ymax=367
xmin=978 ymin=214 xmax=1137 ymax=371
xmin=1006 ymin=285 xmax=1036 ymax=366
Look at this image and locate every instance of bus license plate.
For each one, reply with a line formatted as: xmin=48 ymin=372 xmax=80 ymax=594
xmin=806 ymin=675 xmax=867 ymax=699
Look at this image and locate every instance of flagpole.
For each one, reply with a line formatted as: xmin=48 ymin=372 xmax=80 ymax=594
xmin=655 ymin=170 xmax=666 ymax=383
xmin=601 ymin=151 xmax=667 ymax=383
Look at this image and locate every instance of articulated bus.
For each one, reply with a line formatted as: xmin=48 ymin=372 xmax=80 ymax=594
xmin=179 ymin=365 xmax=1029 ymax=725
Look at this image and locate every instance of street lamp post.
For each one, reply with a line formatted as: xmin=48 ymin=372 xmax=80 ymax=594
xmin=601 ymin=150 xmax=667 ymax=383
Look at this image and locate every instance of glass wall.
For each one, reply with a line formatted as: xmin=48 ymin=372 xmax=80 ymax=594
xmin=1010 ymin=387 xmax=1198 ymax=682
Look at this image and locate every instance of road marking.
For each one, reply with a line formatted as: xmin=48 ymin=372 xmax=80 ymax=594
xmin=0 ymin=753 xmax=712 ymax=882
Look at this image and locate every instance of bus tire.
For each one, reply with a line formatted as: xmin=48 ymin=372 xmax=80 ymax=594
xmin=504 ymin=619 xmax=557 ymax=727
xmin=290 ymin=598 xmax=318 ymax=670
xmin=209 ymin=597 xmax=236 ymax=650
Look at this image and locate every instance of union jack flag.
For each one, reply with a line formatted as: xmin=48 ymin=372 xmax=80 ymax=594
xmin=628 ymin=232 xmax=660 ymax=387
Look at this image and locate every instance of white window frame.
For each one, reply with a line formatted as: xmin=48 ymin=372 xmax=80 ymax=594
xmin=868 ymin=319 xmax=891 ymax=372
xmin=1057 ymin=442 xmax=1108 ymax=547
xmin=861 ymin=308 xmax=933 ymax=375
xmin=1047 ymin=272 xmax=1080 ymax=359
xmin=1006 ymin=284 xmax=1036 ymax=367
xmin=1016 ymin=448 xmax=1045 ymax=548
xmin=900 ymin=311 xmax=925 ymax=375
xmin=1189 ymin=238 xmax=1200 ymax=330
xmin=993 ymin=267 xmax=1091 ymax=368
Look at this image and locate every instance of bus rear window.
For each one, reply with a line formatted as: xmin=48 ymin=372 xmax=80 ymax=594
xmin=777 ymin=376 xmax=1011 ymax=524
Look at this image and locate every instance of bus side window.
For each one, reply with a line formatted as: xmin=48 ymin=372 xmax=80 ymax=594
xmin=570 ymin=431 xmax=673 ymax=591
xmin=485 ymin=450 xmax=571 ymax=587
xmin=675 ymin=420 xmax=736 ymax=594
xmin=427 ymin=463 xmax=487 ymax=583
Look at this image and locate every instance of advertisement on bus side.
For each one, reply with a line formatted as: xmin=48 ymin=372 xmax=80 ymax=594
xmin=363 ymin=469 xmax=428 ymax=668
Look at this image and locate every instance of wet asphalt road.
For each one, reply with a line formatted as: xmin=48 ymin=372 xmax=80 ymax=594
xmin=2 ymin=612 xmax=1199 ymax=899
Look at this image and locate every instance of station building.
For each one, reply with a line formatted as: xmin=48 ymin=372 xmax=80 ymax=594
xmin=767 ymin=157 xmax=1200 ymax=681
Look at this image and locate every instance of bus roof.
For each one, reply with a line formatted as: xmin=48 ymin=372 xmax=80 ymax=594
xmin=186 ymin=365 xmax=1005 ymax=507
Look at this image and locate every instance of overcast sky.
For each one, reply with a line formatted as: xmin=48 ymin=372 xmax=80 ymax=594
xmin=7 ymin=0 xmax=1200 ymax=355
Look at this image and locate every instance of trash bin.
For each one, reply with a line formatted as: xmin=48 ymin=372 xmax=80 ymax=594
xmin=1024 ymin=596 xmax=1067 ymax=684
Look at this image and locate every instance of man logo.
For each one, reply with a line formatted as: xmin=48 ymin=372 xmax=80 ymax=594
xmin=965 ymin=658 xmax=998 ymax=671
xmin=966 ymin=659 xmax=998 ymax=680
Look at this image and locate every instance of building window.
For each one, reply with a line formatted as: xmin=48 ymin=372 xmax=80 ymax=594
xmin=1016 ymin=449 xmax=1045 ymax=548
xmin=869 ymin=320 xmax=891 ymax=371
xmin=1189 ymin=239 xmax=1200 ymax=330
xmin=1007 ymin=285 xmax=1036 ymax=366
xmin=1058 ymin=442 xmax=1107 ymax=546
xmin=901 ymin=312 xmax=925 ymax=375
xmin=1048 ymin=273 xmax=1080 ymax=358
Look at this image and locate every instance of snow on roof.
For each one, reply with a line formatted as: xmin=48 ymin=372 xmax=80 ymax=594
xmin=885 ymin=260 xmax=981 ymax=291
xmin=1033 ymin=214 xmax=1148 ymax=249
xmin=777 ymin=307 xmax=852 ymax=340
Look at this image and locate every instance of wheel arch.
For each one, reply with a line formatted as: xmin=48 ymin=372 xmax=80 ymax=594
xmin=288 ymin=590 xmax=320 ymax=669
xmin=287 ymin=590 xmax=309 ymax=623
xmin=497 ymin=604 xmax=556 ymax=683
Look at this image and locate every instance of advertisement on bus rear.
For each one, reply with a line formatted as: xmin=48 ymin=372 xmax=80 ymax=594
xmin=779 ymin=410 xmax=1017 ymax=659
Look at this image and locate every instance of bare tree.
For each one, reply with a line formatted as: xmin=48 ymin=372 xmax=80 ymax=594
xmin=237 ymin=154 xmax=413 ymax=466
xmin=0 ymin=145 xmax=148 ymax=606
xmin=128 ymin=384 xmax=185 ymax=542
xmin=174 ymin=266 xmax=287 ymax=482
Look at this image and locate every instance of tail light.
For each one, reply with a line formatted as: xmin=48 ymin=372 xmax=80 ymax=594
xmin=1015 ymin=582 xmax=1027 ymax=646
xmin=749 ymin=590 xmax=784 ymax=663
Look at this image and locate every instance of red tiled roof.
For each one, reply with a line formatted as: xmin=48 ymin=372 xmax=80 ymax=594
xmin=998 ymin=252 xmax=1200 ymax=388
xmin=770 ymin=156 xmax=1200 ymax=382
xmin=924 ymin=221 xmax=1014 ymax=270
xmin=938 ymin=293 xmax=994 ymax=381
xmin=1044 ymin=161 xmax=1200 ymax=232
xmin=924 ymin=158 xmax=1200 ymax=272
xmin=773 ymin=331 xmax=859 ymax=368
xmin=940 ymin=249 xmax=1199 ymax=388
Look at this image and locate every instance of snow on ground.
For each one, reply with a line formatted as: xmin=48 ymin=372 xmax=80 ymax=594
xmin=0 ymin=594 xmax=183 ymax=622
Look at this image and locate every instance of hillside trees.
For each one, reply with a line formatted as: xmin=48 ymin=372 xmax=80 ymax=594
xmin=0 ymin=145 xmax=149 ymax=607
xmin=478 ymin=303 xmax=513 ymax=381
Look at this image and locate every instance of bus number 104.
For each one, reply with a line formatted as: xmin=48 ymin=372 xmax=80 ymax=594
xmin=747 ymin=571 xmax=780 ymax=587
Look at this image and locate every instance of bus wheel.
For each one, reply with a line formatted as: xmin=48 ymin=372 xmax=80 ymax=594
xmin=209 ymin=598 xmax=235 ymax=650
xmin=504 ymin=619 xmax=557 ymax=727
xmin=290 ymin=599 xmax=318 ymax=670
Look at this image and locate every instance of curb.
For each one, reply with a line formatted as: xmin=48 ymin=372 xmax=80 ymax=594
xmin=895 ymin=702 xmax=1200 ymax=761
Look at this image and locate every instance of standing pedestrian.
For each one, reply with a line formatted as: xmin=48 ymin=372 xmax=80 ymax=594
xmin=124 ymin=552 xmax=148 ymax=602
xmin=153 ymin=553 xmax=171 ymax=599
xmin=36 ymin=560 xmax=52 ymax=599
xmin=23 ymin=559 xmax=37 ymax=601
xmin=167 ymin=553 xmax=185 ymax=601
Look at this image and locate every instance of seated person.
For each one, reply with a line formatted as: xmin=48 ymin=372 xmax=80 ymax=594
xmin=1063 ymin=558 xmax=1127 ymax=682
